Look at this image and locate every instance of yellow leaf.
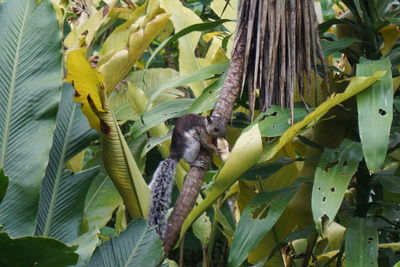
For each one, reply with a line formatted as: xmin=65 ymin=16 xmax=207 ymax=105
xmin=159 ymin=0 xmax=205 ymax=96
xmin=66 ymin=151 xmax=85 ymax=173
xmin=203 ymin=31 xmax=224 ymax=43
xmin=64 ymin=0 xmax=117 ymax=51
xmin=380 ymin=24 xmax=399 ymax=56
xmin=66 ymin=48 xmax=106 ymax=130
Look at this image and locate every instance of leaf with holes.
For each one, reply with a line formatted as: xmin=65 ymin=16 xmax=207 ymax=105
xmin=88 ymin=219 xmax=163 ymax=267
xmin=344 ymin=217 xmax=378 ymax=267
xmin=312 ymin=139 xmax=363 ymax=235
xmin=357 ymin=57 xmax=393 ymax=172
xmin=228 ymin=184 xmax=298 ymax=267
xmin=0 ymin=0 xmax=62 ymax=236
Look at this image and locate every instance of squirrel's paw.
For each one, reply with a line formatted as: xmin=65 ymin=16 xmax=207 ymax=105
xmin=191 ymin=159 xmax=208 ymax=169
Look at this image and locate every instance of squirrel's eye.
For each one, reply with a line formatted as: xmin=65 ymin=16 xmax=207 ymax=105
xmin=214 ymin=127 xmax=219 ymax=132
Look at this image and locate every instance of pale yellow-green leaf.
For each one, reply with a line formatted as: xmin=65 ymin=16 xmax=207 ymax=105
xmin=159 ymin=0 xmax=205 ymax=96
xmin=380 ymin=24 xmax=399 ymax=56
xmin=66 ymin=48 xmax=105 ymax=130
xmin=51 ymin=0 xmax=67 ymax=25
xmin=210 ymin=0 xmax=238 ymax=55
xmin=192 ymin=213 xmax=211 ymax=248
xmin=66 ymin=150 xmax=85 ymax=173
xmin=115 ymin=204 xmax=127 ymax=234
xmin=261 ymin=71 xmax=386 ymax=162
xmin=180 ymin=124 xmax=262 ymax=240
xmin=98 ymin=5 xmax=146 ymax=57
xmin=379 ymin=242 xmax=400 ymax=252
xmin=64 ymin=0 xmax=117 ymax=51
xmin=128 ymin=68 xmax=183 ymax=106
xmin=98 ymin=13 xmax=170 ymax=92
xmin=108 ymin=84 xmax=139 ymax=125
xmin=326 ymin=222 xmax=346 ymax=250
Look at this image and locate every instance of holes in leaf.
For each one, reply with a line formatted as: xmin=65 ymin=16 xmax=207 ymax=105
xmin=367 ymin=237 xmax=374 ymax=243
xmin=330 ymin=187 xmax=336 ymax=192
xmin=379 ymin=109 xmax=387 ymax=116
xmin=324 ymin=161 xmax=339 ymax=172
xmin=318 ymin=187 xmax=322 ymax=191
xmin=322 ymin=196 xmax=326 ymax=202
xmin=266 ymin=111 xmax=278 ymax=117
xmin=271 ymin=125 xmax=276 ymax=128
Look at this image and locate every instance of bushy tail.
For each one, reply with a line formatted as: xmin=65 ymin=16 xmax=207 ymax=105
xmin=148 ymin=157 xmax=178 ymax=238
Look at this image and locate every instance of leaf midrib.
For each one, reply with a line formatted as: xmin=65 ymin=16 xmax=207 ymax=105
xmin=42 ymin=104 xmax=77 ymax=236
xmin=124 ymin=226 xmax=148 ymax=267
xmin=0 ymin=0 xmax=30 ymax=168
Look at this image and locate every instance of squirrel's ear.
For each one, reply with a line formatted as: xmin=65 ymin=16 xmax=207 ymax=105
xmin=206 ymin=116 xmax=213 ymax=124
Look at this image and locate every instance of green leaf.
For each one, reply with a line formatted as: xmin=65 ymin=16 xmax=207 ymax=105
xmin=144 ymin=62 xmax=229 ymax=109
xmin=84 ymin=170 xmax=122 ymax=232
xmin=228 ymin=185 xmax=298 ymax=267
xmin=344 ymin=218 xmax=378 ymax=267
xmin=35 ymin=167 xmax=99 ymax=242
xmin=255 ymin=106 xmax=309 ymax=137
xmin=357 ymin=57 xmax=393 ymax=172
xmin=239 ymin=158 xmax=298 ymax=181
xmin=0 ymin=0 xmax=62 ymax=236
xmin=68 ymin=227 xmax=100 ymax=267
xmin=0 ymin=232 xmax=78 ymax=267
xmin=146 ymin=19 xmax=231 ymax=69
xmin=373 ymin=174 xmax=400 ymax=194
xmin=312 ymin=139 xmax=363 ymax=234
xmin=88 ymin=219 xmax=163 ymax=267
xmin=321 ymin=38 xmax=361 ymax=56
xmin=131 ymin=98 xmax=194 ymax=138
xmin=0 ymin=169 xmax=8 ymax=203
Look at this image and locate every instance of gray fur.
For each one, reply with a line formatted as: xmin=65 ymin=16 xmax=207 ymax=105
xmin=148 ymin=157 xmax=178 ymax=238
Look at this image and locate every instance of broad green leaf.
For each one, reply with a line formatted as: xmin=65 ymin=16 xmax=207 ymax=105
xmin=64 ymin=0 xmax=117 ymax=51
xmin=159 ymin=0 xmax=205 ymax=96
xmin=373 ymin=174 xmax=400 ymax=194
xmin=262 ymin=71 xmax=385 ymax=162
xmin=239 ymin=158 xmax=298 ymax=181
xmin=320 ymin=38 xmax=361 ymax=56
xmin=68 ymin=227 xmax=100 ymax=267
xmin=128 ymin=68 xmax=183 ymax=106
xmin=131 ymin=98 xmax=194 ymax=138
xmin=312 ymin=139 xmax=363 ymax=234
xmin=254 ymin=106 xmax=309 ymax=137
xmin=66 ymin=48 xmax=105 ymax=131
xmin=0 ymin=169 xmax=8 ymax=203
xmin=181 ymin=124 xmax=263 ymax=240
xmin=88 ymin=219 xmax=163 ymax=267
xmin=99 ymin=95 xmax=150 ymax=218
xmin=357 ymin=57 xmax=393 ymax=172
xmin=109 ymin=86 xmax=139 ymax=125
xmin=84 ymin=170 xmax=122 ymax=232
xmin=144 ymin=62 xmax=229 ymax=109
xmin=228 ymin=185 xmax=298 ymax=267
xmin=0 ymin=232 xmax=78 ymax=267
xmin=0 ymin=0 xmax=62 ymax=236
xmin=344 ymin=218 xmax=378 ymax=267
xmin=35 ymin=167 xmax=99 ymax=242
xmin=145 ymin=19 xmax=231 ymax=69
xmin=320 ymin=0 xmax=336 ymax=20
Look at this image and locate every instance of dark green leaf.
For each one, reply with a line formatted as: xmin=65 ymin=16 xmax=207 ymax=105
xmin=321 ymin=37 xmax=361 ymax=56
xmin=0 ymin=232 xmax=78 ymax=267
xmin=228 ymin=185 xmax=298 ymax=267
xmin=88 ymin=219 xmax=163 ymax=267
xmin=0 ymin=0 xmax=62 ymax=236
xmin=35 ymin=167 xmax=99 ymax=242
xmin=239 ymin=158 xmax=298 ymax=181
xmin=0 ymin=169 xmax=8 ymax=203
xmin=373 ymin=174 xmax=400 ymax=194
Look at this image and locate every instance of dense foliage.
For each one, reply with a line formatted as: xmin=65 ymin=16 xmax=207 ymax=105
xmin=0 ymin=0 xmax=400 ymax=266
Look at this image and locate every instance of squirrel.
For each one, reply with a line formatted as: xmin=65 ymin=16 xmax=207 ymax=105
xmin=148 ymin=114 xmax=226 ymax=238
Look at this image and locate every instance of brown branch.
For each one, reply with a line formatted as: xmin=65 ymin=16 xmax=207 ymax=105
xmin=163 ymin=16 xmax=247 ymax=254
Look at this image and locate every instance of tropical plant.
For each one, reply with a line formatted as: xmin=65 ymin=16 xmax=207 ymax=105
xmin=0 ymin=0 xmax=400 ymax=266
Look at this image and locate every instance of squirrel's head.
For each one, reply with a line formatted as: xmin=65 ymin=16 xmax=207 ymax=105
xmin=205 ymin=115 xmax=226 ymax=138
